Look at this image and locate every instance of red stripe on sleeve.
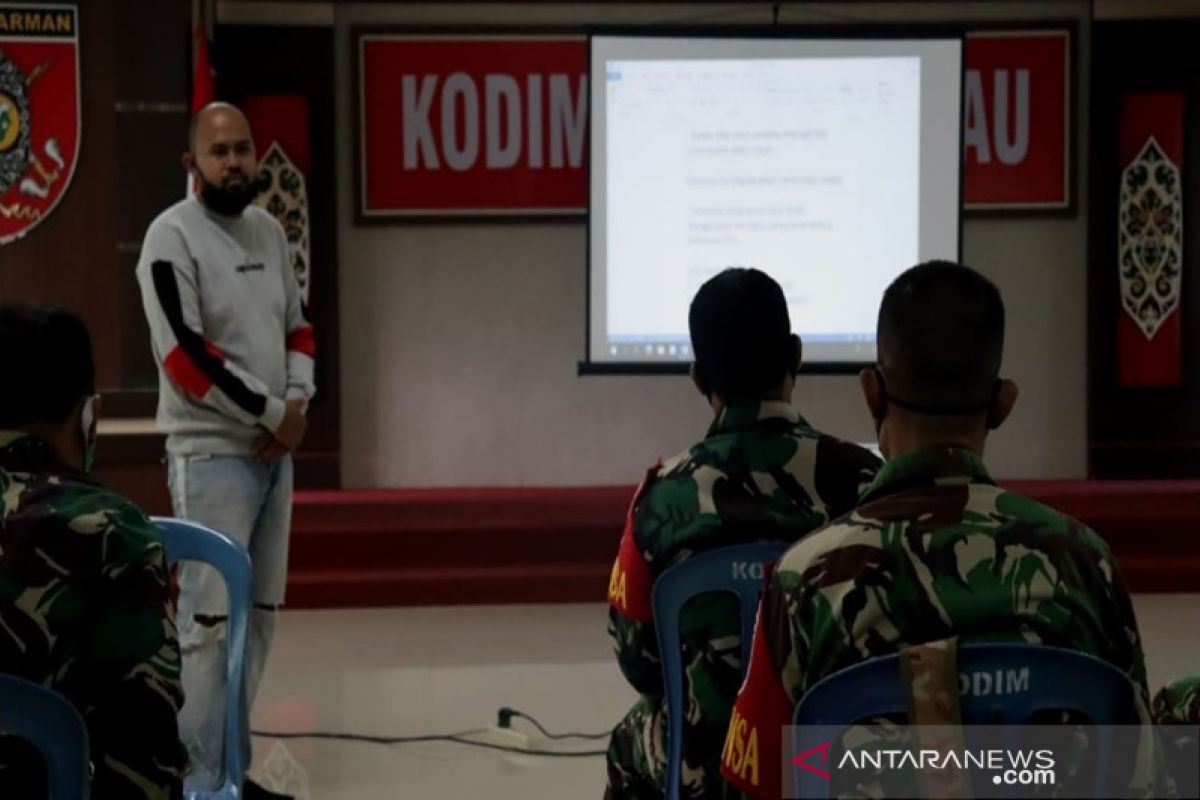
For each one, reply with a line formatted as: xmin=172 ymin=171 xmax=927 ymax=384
xmin=286 ymin=325 xmax=316 ymax=357
xmin=164 ymin=342 xmax=224 ymax=399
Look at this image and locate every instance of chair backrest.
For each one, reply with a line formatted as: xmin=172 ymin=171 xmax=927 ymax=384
xmin=652 ymin=541 xmax=789 ymax=800
xmin=0 ymin=673 xmax=90 ymax=799
xmin=792 ymin=643 xmax=1137 ymax=797
xmin=153 ymin=517 xmax=252 ymax=799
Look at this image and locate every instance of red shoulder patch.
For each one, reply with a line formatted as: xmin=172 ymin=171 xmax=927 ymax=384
xmin=607 ymin=464 xmax=659 ymax=622
xmin=721 ymin=597 xmax=792 ymax=798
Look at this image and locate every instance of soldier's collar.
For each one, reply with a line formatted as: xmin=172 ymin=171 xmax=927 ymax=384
xmin=707 ymin=400 xmax=802 ymax=437
xmin=860 ymin=447 xmax=994 ymax=503
xmin=0 ymin=431 xmax=73 ymax=473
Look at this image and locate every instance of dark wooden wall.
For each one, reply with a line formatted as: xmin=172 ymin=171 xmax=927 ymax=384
xmin=0 ymin=2 xmax=187 ymax=512
xmin=3 ymin=2 xmax=126 ymax=385
xmin=0 ymin=0 xmax=191 ymax=391
xmin=1089 ymin=20 xmax=1200 ymax=477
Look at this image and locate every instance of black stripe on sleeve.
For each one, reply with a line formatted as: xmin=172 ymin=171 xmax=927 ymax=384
xmin=151 ymin=260 xmax=268 ymax=418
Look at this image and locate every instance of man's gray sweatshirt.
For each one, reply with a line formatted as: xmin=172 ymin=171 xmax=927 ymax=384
xmin=136 ymin=196 xmax=315 ymax=456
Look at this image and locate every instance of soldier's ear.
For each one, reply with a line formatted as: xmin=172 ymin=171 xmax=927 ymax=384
xmin=690 ymin=362 xmax=711 ymax=399
xmin=789 ymin=334 xmax=802 ymax=377
xmin=181 ymin=151 xmax=196 ymax=174
xmin=860 ymin=368 xmax=885 ymax=421
xmin=988 ymin=379 xmax=1019 ymax=430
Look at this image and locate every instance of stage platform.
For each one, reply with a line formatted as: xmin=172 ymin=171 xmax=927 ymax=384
xmin=287 ymin=480 xmax=1200 ymax=608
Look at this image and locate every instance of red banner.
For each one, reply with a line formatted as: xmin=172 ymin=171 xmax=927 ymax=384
xmin=358 ymin=36 xmax=587 ymax=216
xmin=356 ymin=31 xmax=1072 ymax=217
xmin=963 ymin=30 xmax=1070 ymax=210
xmin=1117 ymin=92 xmax=1184 ymax=387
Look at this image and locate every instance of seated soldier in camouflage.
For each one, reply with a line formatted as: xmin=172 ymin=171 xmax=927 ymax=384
xmin=722 ymin=261 xmax=1195 ymax=799
xmin=605 ymin=268 xmax=882 ymax=799
xmin=0 ymin=303 xmax=187 ymax=799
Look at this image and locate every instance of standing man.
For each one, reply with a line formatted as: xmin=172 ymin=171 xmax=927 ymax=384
xmin=136 ymin=102 xmax=315 ymax=800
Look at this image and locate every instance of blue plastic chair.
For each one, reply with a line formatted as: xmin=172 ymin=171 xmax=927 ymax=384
xmin=653 ymin=541 xmax=789 ymax=800
xmin=792 ymin=643 xmax=1138 ymax=797
xmin=0 ymin=673 xmax=90 ymax=799
xmin=153 ymin=517 xmax=252 ymax=800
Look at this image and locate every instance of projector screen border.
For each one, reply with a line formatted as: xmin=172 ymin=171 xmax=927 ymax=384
xmin=577 ymin=361 xmax=870 ymax=377
xmin=583 ymin=23 xmax=970 ymax=42
xmin=583 ymin=26 xmax=965 ymax=375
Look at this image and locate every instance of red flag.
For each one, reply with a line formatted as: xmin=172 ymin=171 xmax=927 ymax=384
xmin=187 ymin=22 xmax=215 ymax=196
xmin=191 ymin=23 xmax=215 ymax=113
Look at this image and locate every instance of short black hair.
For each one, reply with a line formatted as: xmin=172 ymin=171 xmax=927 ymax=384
xmin=0 ymin=303 xmax=95 ymax=428
xmin=689 ymin=268 xmax=795 ymax=402
xmin=877 ymin=261 xmax=1005 ymax=409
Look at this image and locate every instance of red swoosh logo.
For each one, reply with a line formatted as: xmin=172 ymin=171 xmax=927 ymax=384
xmin=792 ymin=741 xmax=833 ymax=780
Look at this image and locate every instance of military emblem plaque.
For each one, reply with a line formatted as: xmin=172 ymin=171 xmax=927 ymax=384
xmin=0 ymin=3 xmax=80 ymax=246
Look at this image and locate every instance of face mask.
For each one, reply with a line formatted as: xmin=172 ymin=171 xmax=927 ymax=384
xmin=81 ymin=394 xmax=97 ymax=472
xmin=872 ymin=368 xmax=1002 ymax=430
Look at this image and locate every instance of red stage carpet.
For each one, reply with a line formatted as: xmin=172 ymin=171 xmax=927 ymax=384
xmin=287 ymin=481 xmax=1200 ymax=608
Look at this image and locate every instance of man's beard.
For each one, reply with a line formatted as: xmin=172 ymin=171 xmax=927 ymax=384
xmin=198 ymin=172 xmax=261 ymax=216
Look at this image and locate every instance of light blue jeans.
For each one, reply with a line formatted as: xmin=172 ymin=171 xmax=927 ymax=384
xmin=168 ymin=453 xmax=293 ymax=791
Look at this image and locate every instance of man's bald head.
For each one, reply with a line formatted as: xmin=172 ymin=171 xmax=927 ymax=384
xmin=188 ymin=102 xmax=251 ymax=153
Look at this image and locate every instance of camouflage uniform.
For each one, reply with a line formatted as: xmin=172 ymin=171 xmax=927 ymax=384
xmin=1153 ymin=676 xmax=1200 ymax=791
xmin=0 ymin=431 xmax=187 ymax=799
xmin=605 ymin=401 xmax=880 ymax=799
xmin=1154 ymin=676 xmax=1200 ymax=725
xmin=721 ymin=446 xmax=1164 ymax=799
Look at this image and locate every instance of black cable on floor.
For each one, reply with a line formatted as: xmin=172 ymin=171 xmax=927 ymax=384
xmin=500 ymin=708 xmax=610 ymax=741
xmin=251 ymin=729 xmax=605 ymax=758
